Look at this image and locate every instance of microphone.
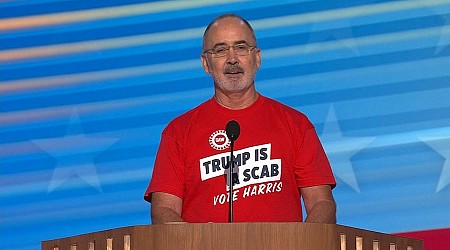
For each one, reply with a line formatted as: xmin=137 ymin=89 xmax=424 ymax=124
xmin=225 ymin=120 xmax=240 ymax=223
xmin=225 ymin=120 xmax=240 ymax=142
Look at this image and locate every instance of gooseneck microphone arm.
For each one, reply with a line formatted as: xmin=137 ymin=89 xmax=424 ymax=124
xmin=228 ymin=136 xmax=235 ymax=223
xmin=225 ymin=120 xmax=240 ymax=223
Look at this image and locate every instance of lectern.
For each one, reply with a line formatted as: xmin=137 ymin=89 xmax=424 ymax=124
xmin=42 ymin=223 xmax=423 ymax=250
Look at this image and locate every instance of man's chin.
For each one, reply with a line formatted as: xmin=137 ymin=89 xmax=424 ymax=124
xmin=216 ymin=82 xmax=254 ymax=94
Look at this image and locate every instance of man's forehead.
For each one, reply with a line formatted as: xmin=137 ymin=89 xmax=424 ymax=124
xmin=206 ymin=19 xmax=253 ymax=42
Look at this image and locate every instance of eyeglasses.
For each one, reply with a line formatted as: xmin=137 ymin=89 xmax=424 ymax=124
xmin=203 ymin=44 xmax=256 ymax=58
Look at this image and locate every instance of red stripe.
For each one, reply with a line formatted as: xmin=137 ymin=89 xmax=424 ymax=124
xmin=394 ymin=228 xmax=450 ymax=250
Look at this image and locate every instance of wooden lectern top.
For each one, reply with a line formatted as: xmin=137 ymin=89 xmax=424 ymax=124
xmin=42 ymin=223 xmax=423 ymax=250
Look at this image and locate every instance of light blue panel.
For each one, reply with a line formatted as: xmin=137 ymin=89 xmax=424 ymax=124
xmin=1 ymin=1 xmax=450 ymax=249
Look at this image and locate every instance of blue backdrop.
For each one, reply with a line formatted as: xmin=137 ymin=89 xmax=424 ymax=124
xmin=1 ymin=1 xmax=450 ymax=249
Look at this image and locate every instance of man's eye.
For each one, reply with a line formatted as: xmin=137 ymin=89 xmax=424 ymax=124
xmin=235 ymin=45 xmax=247 ymax=51
xmin=214 ymin=47 xmax=228 ymax=54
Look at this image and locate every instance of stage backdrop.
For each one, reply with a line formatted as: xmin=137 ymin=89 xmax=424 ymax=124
xmin=1 ymin=1 xmax=449 ymax=249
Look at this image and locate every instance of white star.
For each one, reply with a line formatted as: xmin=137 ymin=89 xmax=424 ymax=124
xmin=436 ymin=13 xmax=450 ymax=54
xmin=32 ymin=109 xmax=118 ymax=193
xmin=321 ymin=105 xmax=375 ymax=192
xmin=415 ymin=0 xmax=450 ymax=54
xmin=419 ymin=134 xmax=450 ymax=192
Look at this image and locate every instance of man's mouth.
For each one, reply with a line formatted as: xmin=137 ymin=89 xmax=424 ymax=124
xmin=224 ymin=66 xmax=244 ymax=75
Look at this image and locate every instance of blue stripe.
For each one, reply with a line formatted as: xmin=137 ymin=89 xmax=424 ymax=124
xmin=1 ymin=1 xmax=383 ymax=49
xmin=0 ymin=110 xmax=181 ymax=143
xmin=258 ymin=47 xmax=450 ymax=80
xmin=0 ymin=0 xmax=158 ymax=18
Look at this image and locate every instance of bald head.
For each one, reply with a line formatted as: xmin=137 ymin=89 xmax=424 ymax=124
xmin=202 ymin=14 xmax=257 ymax=51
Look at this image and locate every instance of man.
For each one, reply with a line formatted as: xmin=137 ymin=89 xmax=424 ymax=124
xmin=144 ymin=14 xmax=336 ymax=224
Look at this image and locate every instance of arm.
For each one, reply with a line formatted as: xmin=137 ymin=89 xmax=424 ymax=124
xmin=300 ymin=185 xmax=336 ymax=224
xmin=150 ymin=192 xmax=185 ymax=224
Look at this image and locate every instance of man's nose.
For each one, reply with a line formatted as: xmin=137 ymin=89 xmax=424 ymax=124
xmin=226 ymin=47 xmax=238 ymax=64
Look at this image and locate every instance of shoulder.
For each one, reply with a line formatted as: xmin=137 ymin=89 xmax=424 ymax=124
xmin=163 ymin=98 xmax=212 ymax=135
xmin=261 ymin=95 xmax=314 ymax=129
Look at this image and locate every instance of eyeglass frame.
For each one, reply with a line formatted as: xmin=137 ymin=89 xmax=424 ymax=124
xmin=202 ymin=43 xmax=257 ymax=58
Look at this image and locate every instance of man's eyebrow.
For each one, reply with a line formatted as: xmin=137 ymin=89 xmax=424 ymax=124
xmin=212 ymin=40 xmax=249 ymax=48
xmin=212 ymin=42 xmax=227 ymax=48
xmin=233 ymin=40 xmax=248 ymax=45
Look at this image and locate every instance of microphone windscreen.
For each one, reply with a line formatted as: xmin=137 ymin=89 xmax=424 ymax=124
xmin=225 ymin=120 xmax=240 ymax=142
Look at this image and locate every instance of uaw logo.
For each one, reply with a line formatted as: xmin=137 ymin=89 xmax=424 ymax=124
xmin=209 ymin=130 xmax=231 ymax=150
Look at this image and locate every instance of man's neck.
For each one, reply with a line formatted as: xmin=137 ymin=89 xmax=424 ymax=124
xmin=214 ymin=88 xmax=259 ymax=110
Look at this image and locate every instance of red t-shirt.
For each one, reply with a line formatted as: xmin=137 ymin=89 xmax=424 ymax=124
xmin=144 ymin=95 xmax=335 ymax=222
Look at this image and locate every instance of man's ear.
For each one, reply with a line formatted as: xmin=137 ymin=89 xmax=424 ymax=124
xmin=255 ymin=48 xmax=262 ymax=70
xmin=200 ymin=54 xmax=211 ymax=74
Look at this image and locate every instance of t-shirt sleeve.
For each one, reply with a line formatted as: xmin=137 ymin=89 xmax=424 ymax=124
xmin=294 ymin=127 xmax=336 ymax=189
xmin=144 ymin=130 xmax=186 ymax=203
